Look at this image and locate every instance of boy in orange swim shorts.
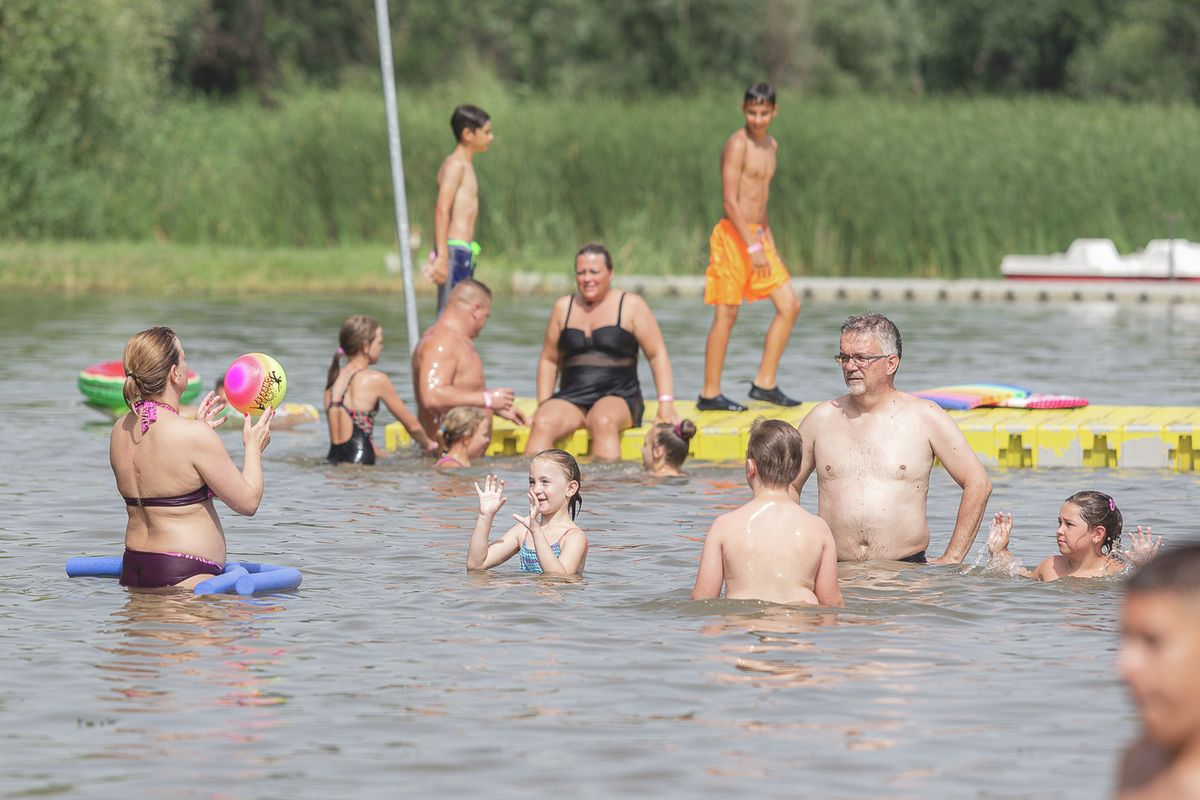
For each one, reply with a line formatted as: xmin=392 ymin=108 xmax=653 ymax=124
xmin=699 ymin=83 xmax=802 ymax=412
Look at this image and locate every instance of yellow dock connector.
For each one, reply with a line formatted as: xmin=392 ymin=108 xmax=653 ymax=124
xmin=383 ymin=401 xmax=1200 ymax=471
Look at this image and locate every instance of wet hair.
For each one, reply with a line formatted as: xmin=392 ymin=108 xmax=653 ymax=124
xmin=214 ymin=376 xmax=225 ymax=391
xmin=326 ymin=314 xmax=380 ymax=390
xmin=841 ymin=311 xmax=902 ymax=359
xmin=122 ymin=326 xmax=181 ymax=406
xmin=531 ymin=448 xmax=583 ymax=520
xmin=745 ymin=418 xmax=803 ymax=488
xmin=1127 ymin=542 xmax=1200 ymax=596
xmin=448 ymin=277 xmax=493 ymax=306
xmin=576 ymin=243 xmax=613 ymax=271
xmin=437 ymin=405 xmax=488 ymax=452
xmin=1065 ymin=490 xmax=1123 ymax=555
xmin=744 ymin=82 xmax=777 ymax=106
xmin=450 ymin=104 xmax=490 ymax=142
xmin=650 ymin=419 xmax=697 ymax=469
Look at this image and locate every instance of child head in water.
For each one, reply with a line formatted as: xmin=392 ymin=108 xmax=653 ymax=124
xmin=467 ymin=449 xmax=588 ymax=576
xmin=1117 ymin=544 xmax=1200 ymax=792
xmin=988 ymin=491 xmax=1159 ymax=581
xmin=642 ymin=419 xmax=697 ymax=476
xmin=529 ymin=448 xmax=583 ymax=520
xmin=436 ymin=406 xmax=491 ymax=469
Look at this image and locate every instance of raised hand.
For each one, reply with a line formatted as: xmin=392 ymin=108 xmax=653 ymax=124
xmin=512 ymin=488 xmax=542 ymax=535
xmin=244 ymin=405 xmax=274 ymax=453
xmin=196 ymin=391 xmax=228 ymax=429
xmin=987 ymin=511 xmax=1013 ymax=556
xmin=1122 ymin=526 xmax=1162 ymax=567
xmin=474 ymin=474 xmax=507 ymax=517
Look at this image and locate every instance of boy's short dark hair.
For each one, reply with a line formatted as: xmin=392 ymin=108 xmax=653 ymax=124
xmin=451 ymin=104 xmax=490 ymax=142
xmin=746 ymin=418 xmax=803 ymax=488
xmin=1128 ymin=543 xmax=1200 ymax=596
xmin=744 ymin=83 xmax=776 ymax=106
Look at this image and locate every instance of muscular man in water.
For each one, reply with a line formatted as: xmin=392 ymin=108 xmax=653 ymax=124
xmin=411 ymin=279 xmax=527 ymax=440
xmin=794 ymin=313 xmax=992 ymax=563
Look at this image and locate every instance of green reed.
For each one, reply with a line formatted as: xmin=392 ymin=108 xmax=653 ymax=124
xmin=18 ymin=88 xmax=1200 ymax=281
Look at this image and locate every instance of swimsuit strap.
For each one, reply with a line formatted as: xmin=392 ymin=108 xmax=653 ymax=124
xmin=335 ymin=369 xmax=367 ymax=406
xmin=564 ymin=295 xmax=575 ymax=328
xmin=131 ymin=399 xmax=178 ymax=434
xmin=616 ymin=292 xmax=625 ymax=327
xmin=553 ymin=527 xmax=583 ymax=547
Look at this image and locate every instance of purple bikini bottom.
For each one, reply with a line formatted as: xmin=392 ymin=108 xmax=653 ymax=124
xmin=119 ymin=547 xmax=223 ymax=588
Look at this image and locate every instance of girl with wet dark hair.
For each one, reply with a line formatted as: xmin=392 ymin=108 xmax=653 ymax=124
xmin=987 ymin=491 xmax=1161 ymax=581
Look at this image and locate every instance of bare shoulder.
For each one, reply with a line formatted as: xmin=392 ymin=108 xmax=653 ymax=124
xmin=564 ymin=526 xmax=589 ymax=545
xmin=620 ymin=292 xmax=656 ymax=325
xmin=723 ymin=129 xmax=748 ymax=154
xmin=1034 ymin=555 xmax=1063 ymax=581
xmin=908 ymin=393 xmax=965 ymax=430
xmin=438 ymin=153 xmax=466 ymax=177
xmin=180 ymin=416 xmax=223 ymax=450
xmin=708 ymin=510 xmax=739 ymax=537
xmin=799 ymin=397 xmax=844 ymax=428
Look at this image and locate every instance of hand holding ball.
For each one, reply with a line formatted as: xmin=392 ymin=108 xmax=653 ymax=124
xmin=224 ymin=353 xmax=287 ymax=416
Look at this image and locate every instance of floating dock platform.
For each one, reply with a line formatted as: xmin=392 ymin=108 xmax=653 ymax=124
xmin=386 ymin=400 xmax=1200 ymax=471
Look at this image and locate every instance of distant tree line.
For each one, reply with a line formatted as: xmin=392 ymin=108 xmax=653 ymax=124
xmin=7 ymin=0 xmax=1194 ymax=104
xmin=0 ymin=0 xmax=1196 ymax=243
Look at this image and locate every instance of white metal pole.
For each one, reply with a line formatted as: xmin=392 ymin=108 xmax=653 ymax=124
xmin=374 ymin=0 xmax=420 ymax=354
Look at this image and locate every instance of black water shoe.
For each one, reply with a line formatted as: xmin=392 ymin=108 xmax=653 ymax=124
xmin=748 ymin=383 xmax=801 ymax=406
xmin=697 ymin=394 xmax=747 ymax=412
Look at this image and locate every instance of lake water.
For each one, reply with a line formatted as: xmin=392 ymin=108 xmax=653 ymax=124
xmin=2 ymin=290 xmax=1198 ymax=799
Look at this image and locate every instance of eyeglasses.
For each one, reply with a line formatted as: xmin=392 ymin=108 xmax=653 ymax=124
xmin=834 ymin=353 xmax=891 ymax=366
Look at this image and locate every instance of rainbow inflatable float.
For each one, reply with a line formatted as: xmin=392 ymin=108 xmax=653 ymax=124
xmin=914 ymin=383 xmax=1088 ymax=410
xmin=78 ymin=360 xmax=201 ymax=414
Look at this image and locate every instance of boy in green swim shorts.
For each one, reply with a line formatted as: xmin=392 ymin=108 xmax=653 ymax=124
xmin=423 ymin=104 xmax=493 ymax=313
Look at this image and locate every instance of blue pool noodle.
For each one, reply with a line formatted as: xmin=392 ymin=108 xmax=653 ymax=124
xmin=66 ymin=556 xmax=300 ymax=596
xmin=235 ymin=567 xmax=302 ymax=596
xmin=66 ymin=556 xmax=124 ymax=577
xmin=193 ymin=564 xmax=250 ymax=595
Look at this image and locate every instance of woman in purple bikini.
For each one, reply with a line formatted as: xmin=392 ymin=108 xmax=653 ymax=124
xmin=110 ymin=327 xmax=274 ymax=590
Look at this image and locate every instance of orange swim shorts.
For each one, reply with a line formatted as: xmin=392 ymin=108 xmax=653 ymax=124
xmin=704 ymin=219 xmax=790 ymax=306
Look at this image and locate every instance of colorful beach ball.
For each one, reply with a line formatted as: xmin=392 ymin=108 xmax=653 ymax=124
xmin=223 ymin=353 xmax=287 ymax=416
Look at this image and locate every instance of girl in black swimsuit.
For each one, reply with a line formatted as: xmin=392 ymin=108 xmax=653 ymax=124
xmin=324 ymin=315 xmax=435 ymax=464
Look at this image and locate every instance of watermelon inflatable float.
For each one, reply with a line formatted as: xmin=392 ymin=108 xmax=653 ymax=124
xmin=78 ymin=360 xmax=201 ymax=413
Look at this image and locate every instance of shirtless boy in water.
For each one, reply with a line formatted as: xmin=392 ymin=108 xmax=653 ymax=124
xmin=690 ymin=419 xmax=842 ymax=606
xmin=699 ymin=83 xmax=802 ymax=412
xmin=423 ymin=104 xmax=493 ymax=313
xmin=1117 ymin=544 xmax=1200 ymax=799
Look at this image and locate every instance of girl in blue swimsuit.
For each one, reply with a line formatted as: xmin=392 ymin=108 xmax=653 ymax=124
xmin=466 ymin=449 xmax=589 ymax=576
xmin=324 ymin=315 xmax=435 ymax=464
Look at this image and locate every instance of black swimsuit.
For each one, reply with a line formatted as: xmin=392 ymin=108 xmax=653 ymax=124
xmin=326 ymin=369 xmax=379 ymax=465
xmin=551 ymin=293 xmax=644 ymax=426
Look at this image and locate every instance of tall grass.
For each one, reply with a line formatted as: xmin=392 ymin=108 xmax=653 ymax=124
xmin=39 ymin=89 xmax=1200 ymax=277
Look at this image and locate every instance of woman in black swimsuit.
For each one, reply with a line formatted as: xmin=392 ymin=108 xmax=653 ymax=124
xmin=525 ymin=244 xmax=679 ymax=461
xmin=111 ymin=327 xmax=274 ymax=589
xmin=324 ymin=315 xmax=435 ymax=464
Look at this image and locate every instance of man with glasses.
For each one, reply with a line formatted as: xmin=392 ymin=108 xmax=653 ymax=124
xmin=793 ymin=313 xmax=992 ymax=563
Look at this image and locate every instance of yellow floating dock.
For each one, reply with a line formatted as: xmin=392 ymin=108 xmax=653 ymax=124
xmin=386 ymin=400 xmax=1200 ymax=471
